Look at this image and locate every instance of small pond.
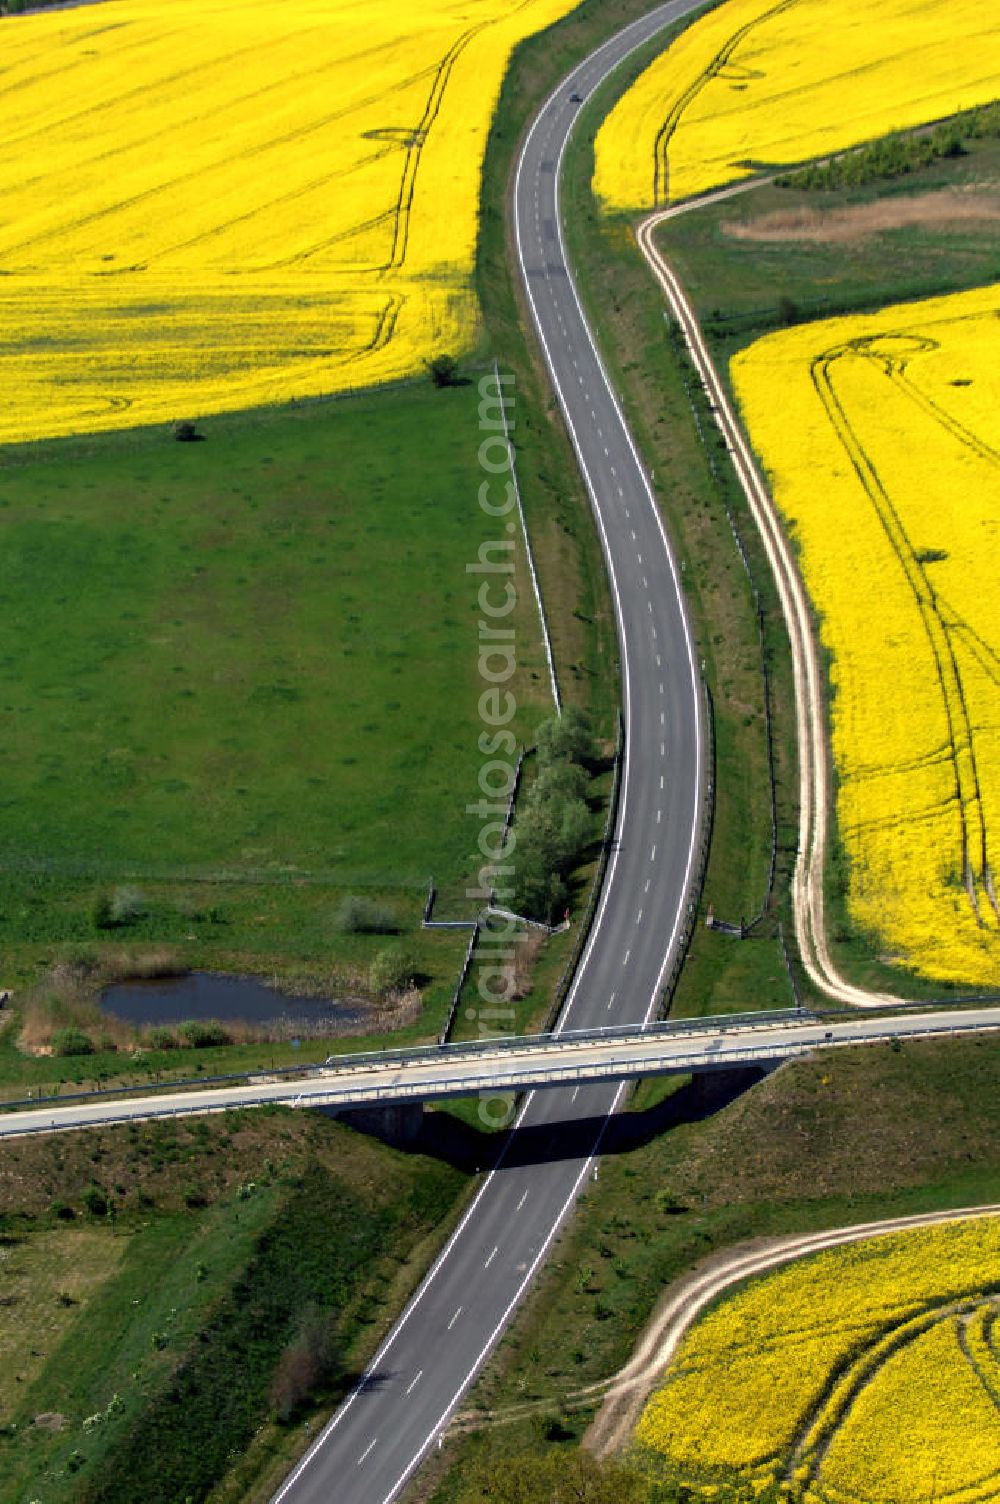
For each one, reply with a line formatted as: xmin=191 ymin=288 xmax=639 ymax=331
xmin=102 ymin=971 xmax=366 ymax=1032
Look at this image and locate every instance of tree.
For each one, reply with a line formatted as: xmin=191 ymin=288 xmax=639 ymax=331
xmin=428 ymin=353 xmax=459 ymax=388
xmin=535 ymin=706 xmax=595 ymax=766
xmin=270 ymin=1304 xmax=340 ymax=1423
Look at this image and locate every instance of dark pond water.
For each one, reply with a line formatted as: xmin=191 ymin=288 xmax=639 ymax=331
xmin=102 ymin=972 xmax=366 ymax=1031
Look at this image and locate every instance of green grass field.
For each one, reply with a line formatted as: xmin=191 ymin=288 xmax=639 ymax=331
xmin=0 ymin=1109 xmax=467 ymax=1504
xmin=0 ymin=379 xmax=560 ymax=1031
xmin=0 ymin=383 xmax=551 ymax=888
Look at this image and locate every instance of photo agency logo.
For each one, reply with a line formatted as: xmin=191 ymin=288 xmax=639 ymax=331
xmin=466 ymin=367 xmax=529 ymax=1129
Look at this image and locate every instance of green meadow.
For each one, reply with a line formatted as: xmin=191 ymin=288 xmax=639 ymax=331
xmin=0 ymin=384 xmax=551 ymax=992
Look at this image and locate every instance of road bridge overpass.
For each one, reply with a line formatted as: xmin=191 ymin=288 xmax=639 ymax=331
xmin=3 ymin=1005 xmax=999 ymax=1140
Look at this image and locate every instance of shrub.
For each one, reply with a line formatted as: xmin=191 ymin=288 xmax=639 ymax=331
xmin=335 ymin=895 xmax=398 ymax=934
xmin=92 ymin=892 xmax=115 ymax=930
xmin=172 ymin=419 xmax=200 ymax=441
xmin=110 ymin=886 xmax=146 ymax=925
xmin=427 ymin=353 xmax=459 ymax=388
xmin=52 ymin=1027 xmax=95 ymax=1057
xmin=534 ymin=705 xmax=595 ymax=766
xmin=83 ymin=1187 xmax=108 ymax=1218
xmin=177 ymin=1019 xmax=230 ymax=1048
xmin=368 ymin=946 xmax=415 ymax=997
xmin=270 ymin=1304 xmax=339 ymax=1423
xmin=147 ymin=1026 xmax=178 ymax=1050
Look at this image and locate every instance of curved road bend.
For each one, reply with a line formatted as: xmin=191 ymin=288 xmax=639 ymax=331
xmin=273 ymin=6 xmax=706 ymax=1502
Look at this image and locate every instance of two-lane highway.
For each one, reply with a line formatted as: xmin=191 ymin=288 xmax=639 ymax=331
xmin=272 ymin=6 xmax=708 ymax=1500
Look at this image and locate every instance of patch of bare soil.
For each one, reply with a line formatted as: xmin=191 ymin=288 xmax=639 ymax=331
xmin=724 ymin=187 xmax=1000 ymax=244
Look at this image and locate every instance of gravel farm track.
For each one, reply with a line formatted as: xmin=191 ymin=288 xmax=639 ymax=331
xmin=638 ymin=188 xmax=900 ymax=1008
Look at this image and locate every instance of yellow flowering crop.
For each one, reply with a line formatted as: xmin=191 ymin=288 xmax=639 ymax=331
xmin=731 ymin=283 xmax=1000 ymax=985
xmin=636 ymin=1217 xmax=1000 ymax=1500
xmin=0 ymin=0 xmax=574 ymax=443
xmin=594 ymin=0 xmax=1000 ymax=209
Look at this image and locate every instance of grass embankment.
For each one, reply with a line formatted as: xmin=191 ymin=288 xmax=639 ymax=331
xmin=654 ymin=127 xmax=1000 ymax=999
xmin=0 ymin=1109 xmax=467 ymax=1504
xmin=420 ymin=1033 xmax=1000 ymax=1500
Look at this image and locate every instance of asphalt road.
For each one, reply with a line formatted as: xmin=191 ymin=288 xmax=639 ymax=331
xmin=267 ymin=5 xmax=710 ymax=1501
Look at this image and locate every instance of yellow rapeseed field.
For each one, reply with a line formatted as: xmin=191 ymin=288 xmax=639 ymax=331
xmin=594 ymin=0 xmax=1000 ymax=209
xmin=0 ymin=0 xmax=574 ymax=443
xmin=636 ymin=1217 xmax=1000 ymax=1501
xmin=731 ymin=283 xmax=1000 ymax=985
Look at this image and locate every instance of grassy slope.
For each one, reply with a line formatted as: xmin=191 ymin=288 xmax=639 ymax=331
xmin=0 ymin=1110 xmax=467 ymax=1504
xmin=421 ymin=1034 xmax=1000 ymax=1500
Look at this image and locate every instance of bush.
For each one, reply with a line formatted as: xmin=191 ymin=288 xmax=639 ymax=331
xmin=534 ymin=706 xmax=595 ymax=766
xmin=52 ymin=1027 xmax=95 ymax=1057
xmin=270 ymin=1304 xmax=340 ymax=1423
xmin=83 ymin=1186 xmax=108 ymax=1218
xmin=92 ymin=892 xmax=115 ymax=930
xmin=335 ymin=896 xmax=398 ymax=934
xmin=92 ymin=885 xmax=146 ymax=929
xmin=427 ymin=353 xmax=459 ymax=388
xmin=172 ymin=419 xmax=200 ymax=441
xmin=147 ymin=1026 xmax=178 ymax=1050
xmin=110 ymin=886 xmax=146 ymax=925
xmin=368 ymin=946 xmax=415 ymax=997
xmin=177 ymin=1019 xmax=230 ymax=1049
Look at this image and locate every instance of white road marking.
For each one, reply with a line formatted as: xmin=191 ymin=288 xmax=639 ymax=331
xmin=623 ymin=948 xmax=631 ymax=965
xmin=571 ymin=1085 xmax=580 ymax=1100
xmin=358 ymin=1440 xmax=377 ymax=1467
xmin=651 ymin=844 xmax=657 ymax=861
xmin=516 ymin=1189 xmax=529 ymax=1212
xmin=484 ymin=1246 xmax=498 ymax=1269
xmin=644 ymin=878 xmax=651 ymax=892
xmin=405 ymin=1370 xmax=423 ymax=1396
xmin=447 ymin=1306 xmax=463 ymax=1330
xmin=637 ymin=908 xmax=643 ymax=923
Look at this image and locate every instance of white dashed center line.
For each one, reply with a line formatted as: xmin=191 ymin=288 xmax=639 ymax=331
xmin=447 ymin=1306 xmax=463 ymax=1330
xmin=405 ymin=1370 xmax=423 ymax=1396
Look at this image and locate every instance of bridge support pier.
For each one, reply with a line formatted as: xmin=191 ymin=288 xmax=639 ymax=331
xmin=333 ymin=1100 xmax=425 ymax=1147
